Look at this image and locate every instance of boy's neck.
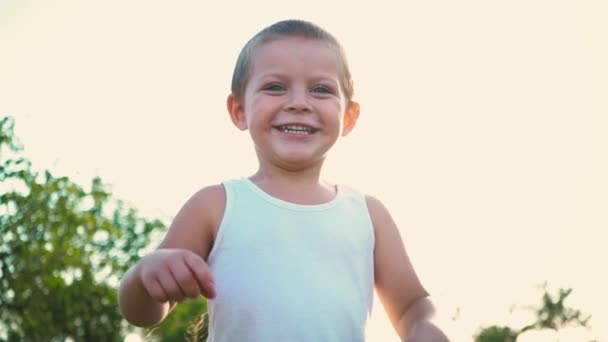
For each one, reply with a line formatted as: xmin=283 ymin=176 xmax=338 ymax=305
xmin=249 ymin=163 xmax=336 ymax=205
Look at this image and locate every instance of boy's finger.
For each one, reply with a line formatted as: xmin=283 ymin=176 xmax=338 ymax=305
xmin=184 ymin=253 xmax=216 ymax=299
xmin=157 ymin=271 xmax=184 ymax=303
xmin=146 ymin=279 xmax=169 ymax=303
xmin=170 ymin=261 xmax=201 ymax=298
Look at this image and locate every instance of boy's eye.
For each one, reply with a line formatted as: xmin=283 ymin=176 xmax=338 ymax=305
xmin=264 ymin=84 xmax=285 ymax=91
xmin=312 ymin=85 xmax=332 ymax=94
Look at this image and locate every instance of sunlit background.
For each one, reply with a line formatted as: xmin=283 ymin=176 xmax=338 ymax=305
xmin=1 ymin=0 xmax=606 ymax=341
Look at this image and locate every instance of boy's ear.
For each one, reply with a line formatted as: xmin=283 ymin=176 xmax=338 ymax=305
xmin=341 ymin=101 xmax=360 ymax=137
xmin=227 ymin=94 xmax=248 ymax=130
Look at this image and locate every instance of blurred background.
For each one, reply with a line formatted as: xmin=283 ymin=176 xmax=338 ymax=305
xmin=1 ymin=1 xmax=606 ymax=341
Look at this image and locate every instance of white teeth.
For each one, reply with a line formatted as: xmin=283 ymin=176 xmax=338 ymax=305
xmin=279 ymin=125 xmax=315 ymax=134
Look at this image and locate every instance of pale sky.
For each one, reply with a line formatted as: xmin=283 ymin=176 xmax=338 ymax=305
xmin=1 ymin=1 xmax=607 ymax=341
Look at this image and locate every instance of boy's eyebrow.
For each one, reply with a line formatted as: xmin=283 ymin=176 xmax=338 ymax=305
xmin=256 ymin=72 xmax=287 ymax=80
xmin=257 ymin=72 xmax=340 ymax=84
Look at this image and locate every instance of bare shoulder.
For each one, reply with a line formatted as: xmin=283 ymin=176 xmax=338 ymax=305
xmin=158 ymin=184 xmax=226 ymax=261
xmin=192 ymin=184 xmax=227 ymax=229
xmin=364 ymin=194 xmax=391 ymax=231
xmin=364 ymin=194 xmax=407 ymax=252
xmin=364 ymin=194 xmax=429 ymax=327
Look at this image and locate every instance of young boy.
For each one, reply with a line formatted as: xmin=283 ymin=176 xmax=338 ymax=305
xmin=118 ymin=19 xmax=450 ymax=342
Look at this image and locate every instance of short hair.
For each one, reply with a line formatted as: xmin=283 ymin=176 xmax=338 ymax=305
xmin=230 ymin=19 xmax=354 ymax=103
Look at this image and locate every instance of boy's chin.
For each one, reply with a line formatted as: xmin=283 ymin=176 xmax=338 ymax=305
xmin=267 ymin=152 xmax=327 ymax=171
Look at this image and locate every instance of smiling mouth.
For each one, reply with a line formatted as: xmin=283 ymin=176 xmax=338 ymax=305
xmin=274 ymin=124 xmax=319 ymax=135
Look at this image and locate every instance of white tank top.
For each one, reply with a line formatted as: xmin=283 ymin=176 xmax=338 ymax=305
xmin=206 ymin=178 xmax=375 ymax=342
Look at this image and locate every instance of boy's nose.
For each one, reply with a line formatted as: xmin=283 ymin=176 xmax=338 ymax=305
xmin=286 ymin=90 xmax=312 ymax=113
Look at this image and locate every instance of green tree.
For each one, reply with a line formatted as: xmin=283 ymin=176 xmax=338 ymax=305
xmin=518 ymin=284 xmax=590 ymax=340
xmin=474 ymin=325 xmax=518 ymax=342
xmin=474 ymin=284 xmax=591 ymax=342
xmin=0 ymin=116 xmax=210 ymax=341
xmin=0 ymin=116 xmax=166 ymax=341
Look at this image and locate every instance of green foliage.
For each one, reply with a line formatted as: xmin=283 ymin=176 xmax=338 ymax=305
xmin=0 ymin=116 xmax=166 ymax=341
xmin=474 ymin=325 xmax=518 ymax=342
xmin=145 ymin=298 xmax=209 ymax=342
xmin=474 ymin=284 xmax=591 ymax=341
xmin=519 ymin=284 xmax=590 ymax=333
xmin=0 ymin=116 xmax=210 ymax=341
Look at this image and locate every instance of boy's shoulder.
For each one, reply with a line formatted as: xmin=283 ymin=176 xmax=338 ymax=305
xmin=158 ymin=183 xmax=227 ymax=258
xmin=338 ymin=185 xmax=393 ymax=228
xmin=188 ymin=183 xmax=227 ymax=218
xmin=337 ymin=183 xmax=383 ymax=205
xmin=363 ymin=193 xmax=390 ymax=219
xmin=180 ymin=183 xmax=227 ymax=227
xmin=192 ymin=183 xmax=226 ymax=201
xmin=336 ymin=183 xmax=392 ymax=218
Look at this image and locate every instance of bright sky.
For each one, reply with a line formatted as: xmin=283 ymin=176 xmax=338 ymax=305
xmin=1 ymin=1 xmax=607 ymax=341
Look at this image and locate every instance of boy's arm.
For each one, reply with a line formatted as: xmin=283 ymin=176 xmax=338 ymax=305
xmin=118 ymin=185 xmax=225 ymax=327
xmin=366 ymin=195 xmax=449 ymax=342
xmin=397 ymin=296 xmax=450 ymax=341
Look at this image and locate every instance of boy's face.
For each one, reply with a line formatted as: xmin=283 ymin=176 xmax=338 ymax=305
xmin=227 ymin=37 xmax=359 ymax=171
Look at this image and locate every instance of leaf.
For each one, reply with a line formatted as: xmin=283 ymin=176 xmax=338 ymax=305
xmin=0 ymin=116 xmax=167 ymax=340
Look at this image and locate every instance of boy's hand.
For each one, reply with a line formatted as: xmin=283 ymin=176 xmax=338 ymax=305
xmin=139 ymin=248 xmax=216 ymax=303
